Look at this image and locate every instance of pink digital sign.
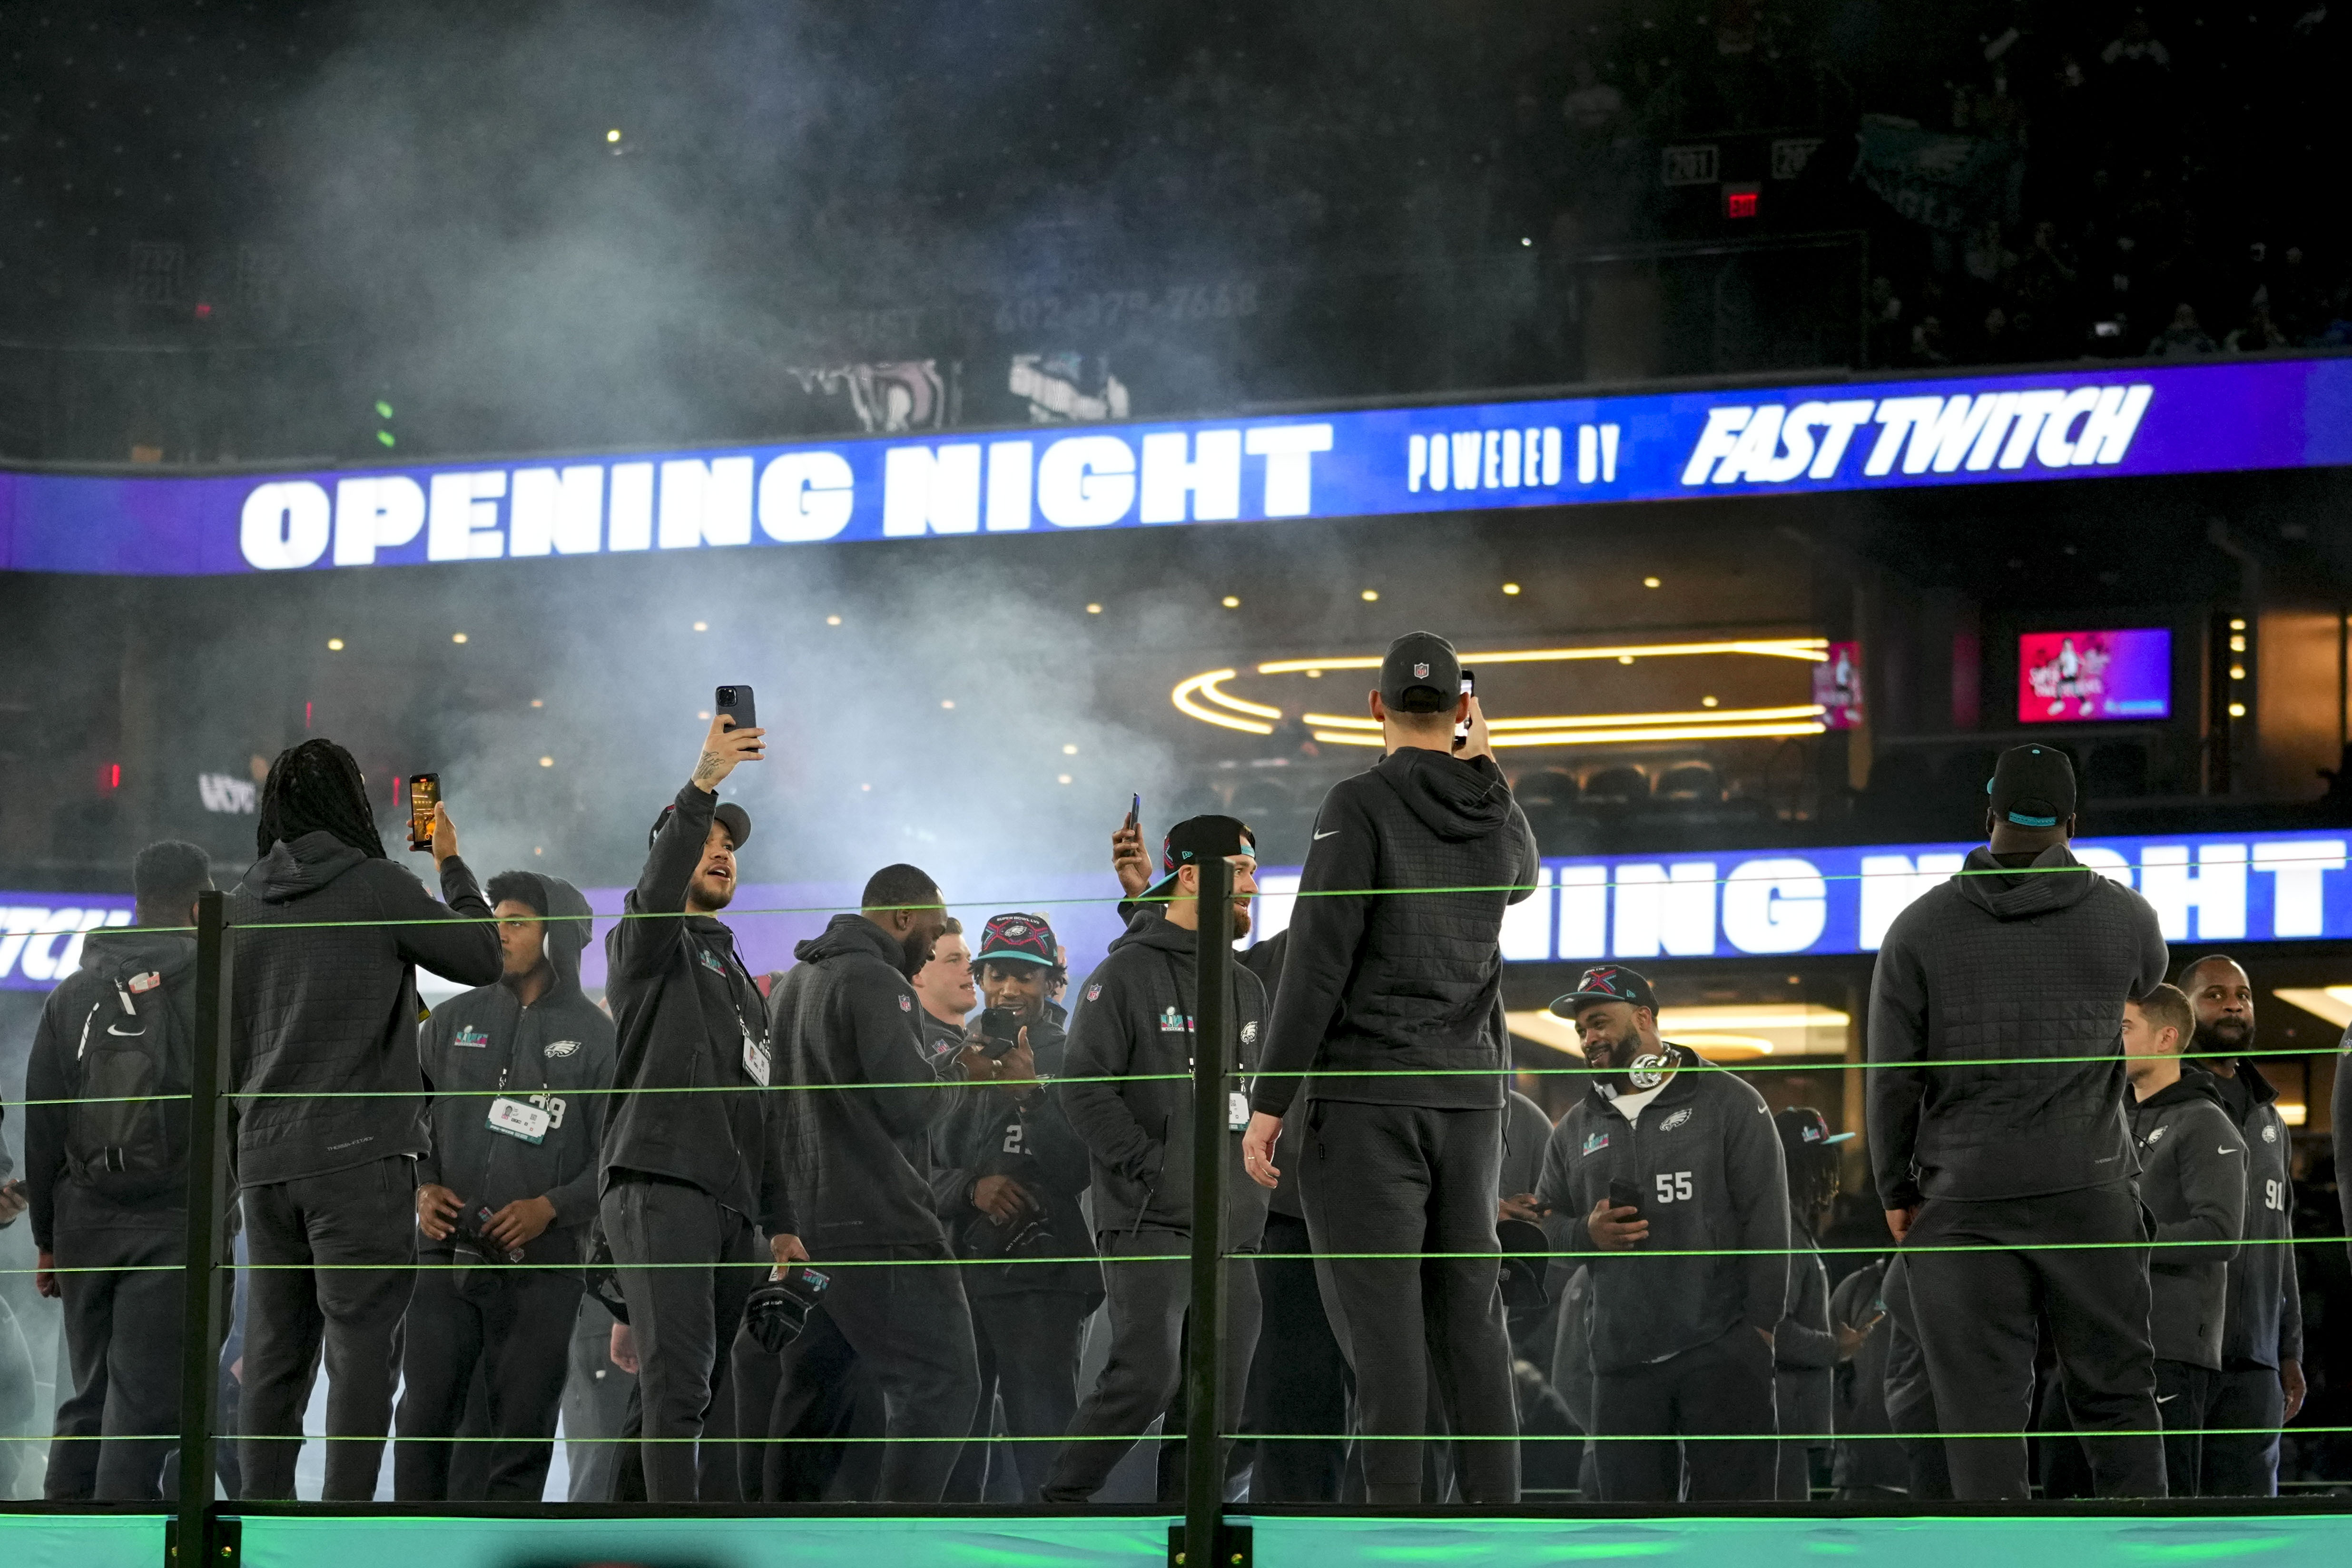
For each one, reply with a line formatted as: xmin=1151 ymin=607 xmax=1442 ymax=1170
xmin=2017 ymin=628 xmax=2172 ymax=724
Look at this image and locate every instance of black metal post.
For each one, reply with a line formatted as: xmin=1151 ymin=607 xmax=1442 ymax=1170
xmin=174 ymin=891 xmax=234 ymax=1568
xmin=1183 ymin=856 xmax=1234 ymax=1568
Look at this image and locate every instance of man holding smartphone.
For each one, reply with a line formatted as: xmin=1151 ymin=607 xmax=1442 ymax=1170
xmin=600 ymin=713 xmax=802 ymax=1503
xmin=1240 ymin=631 xmax=1538 ymax=1506
xmin=1526 ymin=966 xmax=1790 ymax=1501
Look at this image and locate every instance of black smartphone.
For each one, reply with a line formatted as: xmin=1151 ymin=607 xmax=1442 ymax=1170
xmin=406 ymin=773 xmax=440 ymax=852
xmin=1125 ymin=793 xmax=1141 ymax=831
xmin=1454 ymin=667 xmax=1476 ymax=746
xmin=715 ymin=684 xmax=757 ymax=734
xmin=1607 ymin=1178 xmax=1643 ymax=1216
xmin=977 ymin=1005 xmax=1024 ymax=1060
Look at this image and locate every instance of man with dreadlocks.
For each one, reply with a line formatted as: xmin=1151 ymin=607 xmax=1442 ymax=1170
xmin=230 ymin=738 xmax=502 ymax=1500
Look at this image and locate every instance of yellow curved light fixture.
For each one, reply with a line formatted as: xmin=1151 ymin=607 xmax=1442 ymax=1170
xmin=1177 ymin=637 xmax=1831 ymax=744
xmin=1171 ymin=670 xmax=1275 ymax=735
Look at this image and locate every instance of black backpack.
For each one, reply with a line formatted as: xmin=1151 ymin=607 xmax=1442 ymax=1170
xmin=65 ymin=968 xmax=189 ymax=1202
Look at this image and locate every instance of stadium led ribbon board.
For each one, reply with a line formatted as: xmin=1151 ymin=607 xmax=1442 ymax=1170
xmin=4 ymin=356 xmax=2348 ymax=575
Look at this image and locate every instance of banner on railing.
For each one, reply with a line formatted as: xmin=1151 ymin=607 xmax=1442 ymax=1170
xmin=3 ymin=356 xmax=2347 ymax=576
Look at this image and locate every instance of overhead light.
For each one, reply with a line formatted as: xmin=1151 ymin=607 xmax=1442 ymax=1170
xmin=1316 ymin=717 xmax=1827 ymax=749
xmin=1062 ymin=743 xmax=1079 ymax=755
xmin=941 ymin=699 xmax=955 ymax=709
xmin=2229 ymin=702 xmax=2247 ymax=717
xmin=2230 ymin=618 xmax=2247 ymax=630
xmin=1305 ymin=703 xmax=1825 ymax=734
xmin=1503 ymin=583 xmax=1521 ymax=596
xmin=451 ymin=632 xmax=468 ymax=644
xmin=1617 ymin=654 xmax=1634 ymax=665
xmin=2277 ymin=1102 xmax=2308 ymax=1127
xmin=1643 ymin=577 xmax=1662 ymax=588
xmin=1172 ymin=670 xmax=1278 ymax=735
xmin=606 ymin=129 xmax=622 ymax=143
xmin=538 ymin=756 xmax=554 ymax=768
xmin=2273 ymin=987 xmax=2352 ymax=1028
xmin=1086 ymin=603 xmax=1103 ymax=614
xmin=1702 ymin=695 xmax=1719 ymax=707
xmin=826 ymin=615 xmax=842 ymax=626
xmin=530 ymin=698 xmax=544 ymax=708
xmin=692 ymin=621 xmax=707 ymax=632
xmin=2231 ymin=665 xmax=2246 ymax=681
xmin=1223 ymin=596 xmax=1241 ymax=608
xmin=1257 ymin=636 xmax=1830 ymax=677
xmin=326 ymin=638 xmax=344 ymax=651
xmin=1360 ymin=589 xmax=1380 ymax=601
xmin=1057 ymin=774 xmax=1073 ymax=784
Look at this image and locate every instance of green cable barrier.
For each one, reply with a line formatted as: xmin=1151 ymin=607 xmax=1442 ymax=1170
xmin=4 ymin=1041 xmax=2329 ymax=1109
xmin=9 ymin=1424 xmax=2350 ymax=1444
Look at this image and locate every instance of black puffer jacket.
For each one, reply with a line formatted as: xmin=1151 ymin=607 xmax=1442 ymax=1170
xmin=1255 ymin=747 xmax=1538 ymax=1116
xmin=768 ymin=912 xmax=957 ymax=1252
xmin=24 ymin=928 xmax=199 ymax=1248
xmin=602 ymin=784 xmax=792 ymax=1233
xmin=229 ymin=832 xmax=502 ymax=1186
xmin=1867 ymin=844 xmax=2168 ymax=1206
xmin=418 ymin=875 xmax=616 ymax=1266
xmin=1060 ymin=908 xmax=1270 ymax=1244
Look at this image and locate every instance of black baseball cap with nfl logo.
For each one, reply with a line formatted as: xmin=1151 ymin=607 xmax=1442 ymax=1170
xmin=1548 ymin=964 xmax=1660 ymax=1018
xmin=1380 ymin=631 xmax=1461 ymax=714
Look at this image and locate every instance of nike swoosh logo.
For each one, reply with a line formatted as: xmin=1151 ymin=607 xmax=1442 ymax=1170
xmin=106 ymin=1024 xmax=144 ymax=1037
xmin=2155 ymin=1394 xmax=2178 ymax=1404
xmin=1314 ymin=830 xmax=1339 ymax=840
xmin=2220 ymin=1147 xmax=2238 ymax=1155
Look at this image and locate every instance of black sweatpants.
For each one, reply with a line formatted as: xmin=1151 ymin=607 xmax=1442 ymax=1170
xmin=1298 ymin=1100 xmax=1517 ymax=1505
xmin=944 ymin=1288 xmax=1092 ymax=1501
xmin=393 ymin=1254 xmax=584 ymax=1499
xmin=2199 ymin=1363 xmax=2285 ymax=1497
xmin=2152 ymin=1358 xmax=2218 ymax=1499
xmin=1591 ymin=1326 xmax=1779 ymax=1501
xmin=753 ymin=1242 xmax=980 ymax=1502
xmin=1905 ymin=1183 xmax=2164 ymax=1500
xmin=600 ymin=1173 xmax=764 ymax=1503
xmin=240 ymin=1156 xmax=418 ymax=1500
xmin=1246 ymin=1212 xmax=1353 ymax=1503
xmin=562 ymin=1295 xmax=636 ymax=1502
xmin=45 ymin=1224 xmax=184 ymax=1500
xmin=1043 ymin=1228 xmax=1259 ymax=1502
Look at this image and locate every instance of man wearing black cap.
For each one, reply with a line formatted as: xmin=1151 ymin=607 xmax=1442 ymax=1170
xmin=1241 ymin=631 xmax=1539 ymax=1506
xmin=1528 ymin=966 xmax=1789 ymax=1501
xmin=2175 ymin=955 xmax=2304 ymax=1495
xmin=1868 ymin=743 xmax=2170 ymax=1499
xmin=600 ymin=713 xmax=802 ymax=1502
xmin=760 ymin=861 xmax=978 ymax=1502
xmin=933 ymin=913 xmax=1100 ymax=1500
xmin=1046 ymin=816 xmax=1271 ymax=1502
xmin=395 ymin=869 xmax=616 ymax=1501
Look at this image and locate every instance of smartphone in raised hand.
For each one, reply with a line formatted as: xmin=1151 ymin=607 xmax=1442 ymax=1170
xmin=716 ymin=684 xmax=757 ymax=736
xmin=407 ymin=774 xmax=441 ymax=852
xmin=1126 ymin=793 xmax=1141 ymax=832
xmin=1454 ymin=668 xmax=1477 ymax=747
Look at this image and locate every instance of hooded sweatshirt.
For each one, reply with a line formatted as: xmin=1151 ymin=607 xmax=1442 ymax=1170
xmin=1867 ymin=843 xmax=2169 ymax=1207
xmin=416 ymin=875 xmax=616 ymax=1266
xmin=602 ymin=784 xmax=791 ymax=1233
xmin=1533 ymin=1045 xmax=1789 ymax=1374
xmin=768 ymin=911 xmax=956 ymax=1251
xmin=1059 ymin=907 xmax=1271 ymax=1243
xmin=2194 ymin=1059 xmax=2303 ymax=1369
xmin=2127 ymin=1071 xmax=2246 ymax=1369
xmin=24 ymin=928 xmax=199 ymax=1249
xmin=1254 ymin=747 xmax=1538 ymax=1117
xmin=229 ymin=832 xmax=502 ymax=1187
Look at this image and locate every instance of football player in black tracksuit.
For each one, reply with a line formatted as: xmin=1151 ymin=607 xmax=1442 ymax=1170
xmin=25 ymin=841 xmax=212 ymax=1500
xmin=395 ymin=871 xmax=616 ymax=1500
xmin=1242 ymin=632 xmax=1538 ymax=1506
xmin=933 ymin=913 xmax=1102 ymax=1501
xmin=1868 ymin=745 xmax=2168 ymax=1500
xmin=1533 ymin=966 xmax=1789 ymax=1502
xmin=599 ymin=715 xmax=803 ymax=1504
xmin=2176 ymin=954 xmax=2305 ymax=1495
xmin=1046 ymin=815 xmax=1271 ymax=1503
xmin=2120 ymin=984 xmax=2245 ymax=1499
xmin=759 ymin=862 xmax=980 ymax=1504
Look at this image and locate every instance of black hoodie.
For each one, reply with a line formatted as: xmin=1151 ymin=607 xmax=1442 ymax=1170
xmin=602 ymin=784 xmax=791 ymax=1234
xmin=1867 ymin=843 xmax=2168 ymax=1206
xmin=229 ymin=832 xmax=502 ymax=1187
xmin=1059 ymin=908 xmax=1270 ymax=1242
xmin=2127 ymin=1071 xmax=2245 ymax=1369
xmin=24 ymin=927 xmax=199 ymax=1249
xmin=930 ymin=1016 xmax=1101 ymax=1300
xmin=415 ymin=875 xmax=616 ymax=1266
xmin=767 ymin=911 xmax=956 ymax=1251
xmin=1254 ymin=747 xmax=1538 ymax=1117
